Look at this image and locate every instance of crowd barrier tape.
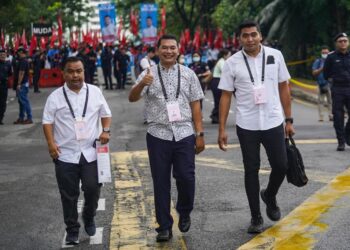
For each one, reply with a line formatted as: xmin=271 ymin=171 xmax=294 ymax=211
xmin=290 ymin=78 xmax=317 ymax=90
xmin=286 ymin=57 xmax=315 ymax=66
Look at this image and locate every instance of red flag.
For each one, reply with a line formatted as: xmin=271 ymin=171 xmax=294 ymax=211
xmin=117 ymin=17 xmax=123 ymax=41
xmin=0 ymin=30 xmax=4 ymax=48
xmin=161 ymin=6 xmax=166 ymax=32
xmin=40 ymin=36 xmax=46 ymax=50
xmin=84 ymin=30 xmax=93 ymax=45
xmin=57 ymin=14 xmax=63 ymax=47
xmin=50 ymin=27 xmax=57 ymax=48
xmin=207 ymin=30 xmax=213 ymax=47
xmin=179 ymin=31 xmax=186 ymax=54
xmin=21 ymin=29 xmax=28 ymax=49
xmin=184 ymin=29 xmax=191 ymax=45
xmin=130 ymin=9 xmax=138 ymax=35
xmin=214 ymin=28 xmax=223 ymax=49
xmin=93 ymin=31 xmax=99 ymax=50
xmin=193 ymin=28 xmax=201 ymax=52
xmin=14 ymin=33 xmax=20 ymax=51
xmin=29 ymin=35 xmax=37 ymax=56
xmin=202 ymin=31 xmax=207 ymax=46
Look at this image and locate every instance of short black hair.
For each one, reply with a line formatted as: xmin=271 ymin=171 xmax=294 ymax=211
xmin=147 ymin=47 xmax=155 ymax=53
xmin=237 ymin=20 xmax=261 ymax=36
xmin=321 ymin=45 xmax=329 ymax=50
xmin=157 ymin=34 xmax=178 ymax=48
xmin=62 ymin=56 xmax=85 ymax=70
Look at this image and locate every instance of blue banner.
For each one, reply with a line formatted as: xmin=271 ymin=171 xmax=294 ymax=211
xmin=140 ymin=3 xmax=158 ymax=46
xmin=99 ymin=3 xmax=117 ymax=43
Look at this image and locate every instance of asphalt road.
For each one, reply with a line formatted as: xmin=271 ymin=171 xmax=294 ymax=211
xmin=0 ymin=74 xmax=349 ymax=250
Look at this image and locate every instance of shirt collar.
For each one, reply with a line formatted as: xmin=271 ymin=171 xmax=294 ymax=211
xmin=64 ymin=82 xmax=87 ymax=94
xmin=159 ymin=62 xmax=178 ymax=71
xmin=242 ymin=45 xmax=264 ymax=58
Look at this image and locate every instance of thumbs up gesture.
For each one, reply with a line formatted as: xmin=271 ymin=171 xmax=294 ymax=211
xmin=140 ymin=67 xmax=154 ymax=87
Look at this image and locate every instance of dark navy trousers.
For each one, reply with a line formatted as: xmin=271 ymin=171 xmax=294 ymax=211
xmin=331 ymin=87 xmax=350 ymax=144
xmin=146 ymin=133 xmax=196 ymax=232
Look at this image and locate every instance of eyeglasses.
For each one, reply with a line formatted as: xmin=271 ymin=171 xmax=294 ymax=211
xmin=337 ymin=39 xmax=348 ymax=43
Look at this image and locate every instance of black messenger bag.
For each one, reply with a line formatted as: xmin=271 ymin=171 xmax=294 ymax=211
xmin=285 ymin=136 xmax=308 ymax=187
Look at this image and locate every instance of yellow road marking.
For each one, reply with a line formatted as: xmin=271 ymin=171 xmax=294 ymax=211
xmin=238 ymin=166 xmax=350 ymax=250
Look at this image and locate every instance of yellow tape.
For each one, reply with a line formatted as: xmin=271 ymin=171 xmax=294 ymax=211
xmin=290 ymin=78 xmax=318 ymax=90
xmin=287 ymin=57 xmax=315 ymax=66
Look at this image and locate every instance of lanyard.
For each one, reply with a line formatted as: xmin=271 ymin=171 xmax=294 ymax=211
xmin=157 ymin=64 xmax=181 ymax=101
xmin=242 ymin=48 xmax=265 ymax=85
xmin=63 ymin=84 xmax=89 ymax=119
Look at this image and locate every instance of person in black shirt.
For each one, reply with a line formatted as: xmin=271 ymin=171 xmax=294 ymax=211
xmin=114 ymin=46 xmax=130 ymax=89
xmin=86 ymin=46 xmax=97 ymax=84
xmin=0 ymin=49 xmax=12 ymax=124
xmin=14 ymin=48 xmax=33 ymax=124
xmin=101 ymin=45 xmax=113 ymax=89
xmin=32 ymin=49 xmax=45 ymax=93
xmin=324 ymin=32 xmax=350 ymax=151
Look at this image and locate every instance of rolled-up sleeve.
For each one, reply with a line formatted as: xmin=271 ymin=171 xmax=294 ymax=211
xmin=42 ymin=95 xmax=56 ymax=124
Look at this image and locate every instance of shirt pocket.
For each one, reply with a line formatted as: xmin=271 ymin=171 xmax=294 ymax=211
xmin=265 ymin=64 xmax=278 ymax=81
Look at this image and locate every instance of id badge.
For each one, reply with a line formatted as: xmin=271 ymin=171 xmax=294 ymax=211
xmin=253 ymin=85 xmax=267 ymax=104
xmin=166 ymin=102 xmax=182 ymax=122
xmin=74 ymin=118 xmax=90 ymax=140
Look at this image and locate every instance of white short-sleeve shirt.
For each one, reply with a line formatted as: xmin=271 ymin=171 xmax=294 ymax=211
xmin=42 ymin=83 xmax=112 ymax=164
xmin=218 ymin=46 xmax=290 ymax=131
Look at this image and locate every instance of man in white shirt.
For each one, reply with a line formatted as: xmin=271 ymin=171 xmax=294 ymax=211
xmin=42 ymin=57 xmax=112 ymax=245
xmin=101 ymin=15 xmax=116 ymax=43
xmin=139 ymin=47 xmax=156 ymax=70
xmin=218 ymin=20 xmax=295 ymax=234
xmin=142 ymin=17 xmax=157 ymax=45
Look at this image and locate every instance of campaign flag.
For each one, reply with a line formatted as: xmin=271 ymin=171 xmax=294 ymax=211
xmin=130 ymin=9 xmax=138 ymax=36
xmin=0 ymin=30 xmax=5 ymax=48
xmin=161 ymin=6 xmax=166 ymax=33
xmin=99 ymin=3 xmax=117 ymax=43
xmin=117 ymin=16 xmax=123 ymax=42
xmin=29 ymin=35 xmax=37 ymax=56
xmin=50 ymin=27 xmax=57 ymax=48
xmin=21 ymin=29 xmax=28 ymax=49
xmin=140 ymin=3 xmax=158 ymax=46
xmin=193 ymin=28 xmax=201 ymax=52
xmin=57 ymin=14 xmax=63 ymax=47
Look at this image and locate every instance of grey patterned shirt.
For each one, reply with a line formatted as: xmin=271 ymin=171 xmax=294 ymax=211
xmin=135 ymin=63 xmax=204 ymax=141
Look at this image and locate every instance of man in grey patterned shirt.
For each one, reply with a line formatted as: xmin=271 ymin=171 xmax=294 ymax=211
xmin=129 ymin=34 xmax=205 ymax=242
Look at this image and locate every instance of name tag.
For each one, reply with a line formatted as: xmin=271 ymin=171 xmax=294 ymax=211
xmin=253 ymin=85 xmax=267 ymax=104
xmin=166 ymin=102 xmax=182 ymax=122
xmin=74 ymin=118 xmax=90 ymax=140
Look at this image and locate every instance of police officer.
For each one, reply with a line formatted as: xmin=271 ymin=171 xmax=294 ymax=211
xmin=0 ymin=48 xmax=12 ymax=125
xmin=324 ymin=33 xmax=350 ymax=151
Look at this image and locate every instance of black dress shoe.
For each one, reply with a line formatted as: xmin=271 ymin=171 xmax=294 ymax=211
xmin=65 ymin=231 xmax=79 ymax=245
xmin=156 ymin=229 xmax=172 ymax=242
xmin=260 ymin=189 xmax=281 ymax=221
xmin=83 ymin=216 xmax=96 ymax=236
xmin=178 ymin=216 xmax=191 ymax=232
xmin=247 ymin=215 xmax=264 ymax=234
xmin=337 ymin=142 xmax=345 ymax=151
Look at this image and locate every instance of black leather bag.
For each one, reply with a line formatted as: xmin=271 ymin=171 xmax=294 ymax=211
xmin=285 ymin=137 xmax=308 ymax=187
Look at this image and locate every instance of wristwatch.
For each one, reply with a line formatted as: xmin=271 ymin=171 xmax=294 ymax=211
xmin=285 ymin=117 xmax=294 ymax=124
xmin=103 ymin=127 xmax=111 ymax=133
xmin=195 ymin=132 xmax=204 ymax=137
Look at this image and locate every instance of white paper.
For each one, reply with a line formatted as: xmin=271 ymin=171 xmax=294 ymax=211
xmin=96 ymin=141 xmax=112 ymax=183
xmin=166 ymin=101 xmax=182 ymax=122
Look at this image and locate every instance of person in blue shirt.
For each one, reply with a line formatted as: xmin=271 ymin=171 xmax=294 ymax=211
xmin=312 ymin=46 xmax=333 ymax=122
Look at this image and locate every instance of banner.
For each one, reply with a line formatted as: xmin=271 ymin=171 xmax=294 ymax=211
xmin=140 ymin=3 xmax=158 ymax=46
xmin=33 ymin=23 xmax=52 ymax=37
xmin=98 ymin=3 xmax=117 ymax=43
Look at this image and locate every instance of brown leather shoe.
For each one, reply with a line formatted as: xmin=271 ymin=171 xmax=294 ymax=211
xmin=13 ymin=119 xmax=24 ymax=124
xmin=22 ymin=119 xmax=33 ymax=124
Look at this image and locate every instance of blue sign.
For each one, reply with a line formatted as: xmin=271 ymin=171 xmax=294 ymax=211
xmin=99 ymin=3 xmax=117 ymax=43
xmin=140 ymin=3 xmax=158 ymax=45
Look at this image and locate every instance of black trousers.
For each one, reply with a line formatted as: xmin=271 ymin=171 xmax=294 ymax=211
xmin=0 ymin=85 xmax=8 ymax=122
xmin=102 ymin=65 xmax=113 ymax=89
xmin=117 ymin=68 xmax=127 ymax=89
xmin=331 ymin=87 xmax=350 ymax=143
xmin=210 ymin=77 xmax=222 ymax=121
xmin=54 ymin=154 xmax=101 ymax=233
xmin=236 ymin=123 xmax=288 ymax=218
xmin=146 ymin=133 xmax=196 ymax=232
xmin=33 ymin=71 xmax=40 ymax=92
